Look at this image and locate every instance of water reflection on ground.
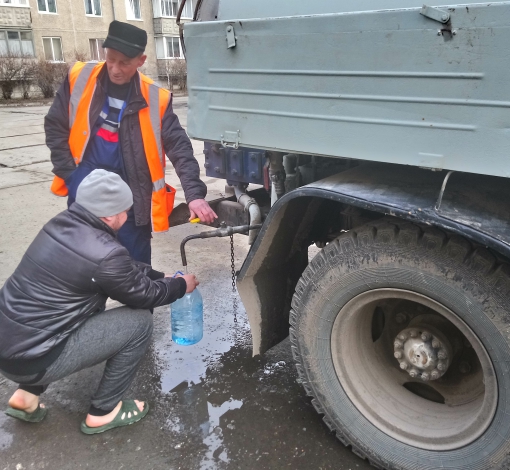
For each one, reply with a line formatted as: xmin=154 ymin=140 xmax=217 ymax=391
xmin=164 ymin=382 xmax=243 ymax=469
xmin=152 ymin=283 xmax=251 ymax=468
xmin=155 ymin=297 xmax=249 ymax=394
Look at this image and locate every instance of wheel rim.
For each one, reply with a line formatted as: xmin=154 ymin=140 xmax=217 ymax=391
xmin=331 ymin=288 xmax=497 ymax=451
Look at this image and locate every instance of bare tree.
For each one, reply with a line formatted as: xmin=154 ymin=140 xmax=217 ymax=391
xmin=0 ymin=54 xmax=26 ymax=99
xmin=17 ymin=56 xmax=36 ymax=99
xmin=53 ymin=61 xmax=69 ymax=85
xmin=33 ymin=60 xmax=69 ymax=98
xmin=74 ymin=49 xmax=89 ymax=62
xmin=163 ymin=59 xmax=174 ymax=91
xmin=161 ymin=59 xmax=187 ymax=92
xmin=170 ymin=59 xmax=187 ymax=92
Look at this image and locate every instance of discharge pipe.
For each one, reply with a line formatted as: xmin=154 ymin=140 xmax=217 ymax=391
xmin=283 ymin=154 xmax=299 ymax=192
xmin=180 ymin=223 xmax=263 ymax=270
xmin=234 ymin=185 xmax=262 ymax=245
xmin=268 ymin=151 xmax=286 ymax=206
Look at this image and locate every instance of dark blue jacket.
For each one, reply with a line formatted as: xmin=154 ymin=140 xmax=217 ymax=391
xmin=45 ymin=64 xmax=206 ymax=227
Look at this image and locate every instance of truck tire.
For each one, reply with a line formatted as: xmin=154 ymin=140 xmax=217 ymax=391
xmin=290 ymin=220 xmax=510 ymax=470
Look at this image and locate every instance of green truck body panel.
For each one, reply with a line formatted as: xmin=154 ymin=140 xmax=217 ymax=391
xmin=185 ymin=1 xmax=510 ymax=177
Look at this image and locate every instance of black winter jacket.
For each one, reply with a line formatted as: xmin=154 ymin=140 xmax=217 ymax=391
xmin=0 ymin=204 xmax=186 ymax=375
xmin=45 ymin=64 xmax=207 ymax=227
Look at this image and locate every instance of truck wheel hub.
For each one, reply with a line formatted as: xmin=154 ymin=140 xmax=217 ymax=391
xmin=394 ymin=327 xmax=451 ymax=380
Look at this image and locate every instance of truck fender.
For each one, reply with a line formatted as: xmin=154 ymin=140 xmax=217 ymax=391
xmin=237 ymin=163 xmax=510 ymax=355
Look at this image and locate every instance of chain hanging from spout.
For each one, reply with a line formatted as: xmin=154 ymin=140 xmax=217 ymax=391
xmin=179 ymin=221 xmax=263 ymax=324
xmin=230 ymin=234 xmax=238 ymax=323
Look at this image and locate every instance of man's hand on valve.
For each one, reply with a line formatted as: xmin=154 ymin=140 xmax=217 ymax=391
xmin=188 ymin=199 xmax=218 ymax=225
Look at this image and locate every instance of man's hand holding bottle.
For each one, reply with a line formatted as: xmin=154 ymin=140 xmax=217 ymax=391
xmin=165 ymin=272 xmax=199 ymax=293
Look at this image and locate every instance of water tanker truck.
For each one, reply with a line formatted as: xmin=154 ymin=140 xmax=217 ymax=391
xmin=180 ymin=1 xmax=510 ymax=468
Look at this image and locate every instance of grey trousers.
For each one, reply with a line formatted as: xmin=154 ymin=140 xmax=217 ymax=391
xmin=2 ymin=306 xmax=153 ymax=411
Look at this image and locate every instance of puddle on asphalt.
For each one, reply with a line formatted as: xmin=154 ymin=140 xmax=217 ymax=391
xmin=151 ymin=336 xmax=304 ymax=470
xmin=154 ymin=270 xmax=251 ymax=393
xmin=165 ymin=383 xmax=243 ymax=469
xmin=156 ymin=305 xmax=250 ymax=393
xmin=151 ymin=282 xmax=253 ymax=467
xmin=201 ymin=398 xmax=243 ymax=469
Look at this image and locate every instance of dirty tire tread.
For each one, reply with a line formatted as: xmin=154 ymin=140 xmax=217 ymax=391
xmin=310 ymin=398 xmax=324 ymax=414
xmin=290 ymin=220 xmax=510 ymax=470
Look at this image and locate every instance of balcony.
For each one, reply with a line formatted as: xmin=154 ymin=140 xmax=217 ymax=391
xmin=153 ymin=17 xmax=181 ymax=36
xmin=0 ymin=4 xmax=31 ymax=29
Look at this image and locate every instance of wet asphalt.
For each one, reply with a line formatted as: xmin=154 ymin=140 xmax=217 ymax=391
xmin=0 ymin=100 xmax=372 ymax=470
xmin=0 ymin=225 xmax=371 ymax=470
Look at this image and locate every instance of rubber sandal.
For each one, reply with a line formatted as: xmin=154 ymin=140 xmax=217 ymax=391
xmin=5 ymin=405 xmax=47 ymax=423
xmin=80 ymin=400 xmax=149 ymax=435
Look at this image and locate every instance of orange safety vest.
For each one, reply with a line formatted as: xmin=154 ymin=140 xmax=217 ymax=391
xmin=50 ymin=61 xmax=175 ymax=233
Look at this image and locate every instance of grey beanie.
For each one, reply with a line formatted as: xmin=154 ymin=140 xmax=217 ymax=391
xmin=76 ymin=169 xmax=133 ymax=217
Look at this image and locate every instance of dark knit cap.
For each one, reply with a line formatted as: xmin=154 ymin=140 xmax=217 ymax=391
xmin=102 ymin=20 xmax=147 ymax=58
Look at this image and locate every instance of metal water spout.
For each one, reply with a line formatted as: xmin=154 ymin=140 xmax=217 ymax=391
xmin=180 ymin=222 xmax=262 ymax=270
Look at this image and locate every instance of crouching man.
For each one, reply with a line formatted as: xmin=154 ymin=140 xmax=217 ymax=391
xmin=0 ymin=169 xmax=198 ymax=434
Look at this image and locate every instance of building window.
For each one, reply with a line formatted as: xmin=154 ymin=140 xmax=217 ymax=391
xmin=154 ymin=0 xmax=193 ymax=18
xmin=0 ymin=0 xmax=29 ymax=5
xmin=84 ymin=0 xmax=101 ymax=16
xmin=37 ymin=0 xmax=56 ymax=13
xmin=0 ymin=30 xmax=34 ymax=56
xmin=155 ymin=36 xmax=182 ymax=59
xmin=42 ymin=37 xmax=63 ymax=61
xmin=125 ymin=0 xmax=141 ymax=19
xmin=160 ymin=0 xmax=178 ymax=17
xmin=89 ymin=38 xmax=104 ymax=61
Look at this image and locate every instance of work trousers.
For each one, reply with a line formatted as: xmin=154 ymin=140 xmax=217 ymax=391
xmin=117 ymin=208 xmax=152 ymax=264
xmin=1 ymin=307 xmax=153 ymax=411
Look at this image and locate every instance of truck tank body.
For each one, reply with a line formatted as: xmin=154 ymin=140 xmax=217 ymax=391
xmin=183 ymin=3 xmax=510 ymax=467
xmin=185 ymin=1 xmax=510 ymax=178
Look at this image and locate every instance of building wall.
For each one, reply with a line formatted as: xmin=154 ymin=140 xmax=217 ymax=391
xmin=28 ymin=0 xmax=158 ymax=78
xmin=0 ymin=0 xmax=188 ymax=82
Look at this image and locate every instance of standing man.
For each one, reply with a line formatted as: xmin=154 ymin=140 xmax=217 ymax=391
xmin=0 ymin=170 xmax=199 ymax=434
xmin=45 ymin=20 xmax=217 ymax=264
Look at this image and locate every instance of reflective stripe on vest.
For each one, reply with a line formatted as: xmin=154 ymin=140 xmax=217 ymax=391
xmin=51 ymin=61 xmax=102 ymax=197
xmin=51 ymin=62 xmax=173 ymax=232
xmin=69 ymin=61 xmax=98 ymax=129
xmin=137 ymin=74 xmax=172 ymax=232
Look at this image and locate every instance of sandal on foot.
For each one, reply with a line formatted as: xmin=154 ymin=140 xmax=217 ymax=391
xmin=80 ymin=400 xmax=149 ymax=435
xmin=5 ymin=405 xmax=47 ymax=423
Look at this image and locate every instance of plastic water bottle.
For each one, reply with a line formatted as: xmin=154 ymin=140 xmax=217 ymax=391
xmin=170 ymin=273 xmax=203 ymax=345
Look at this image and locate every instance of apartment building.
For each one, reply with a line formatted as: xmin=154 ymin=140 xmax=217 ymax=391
xmin=0 ymin=0 xmax=194 ymax=80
